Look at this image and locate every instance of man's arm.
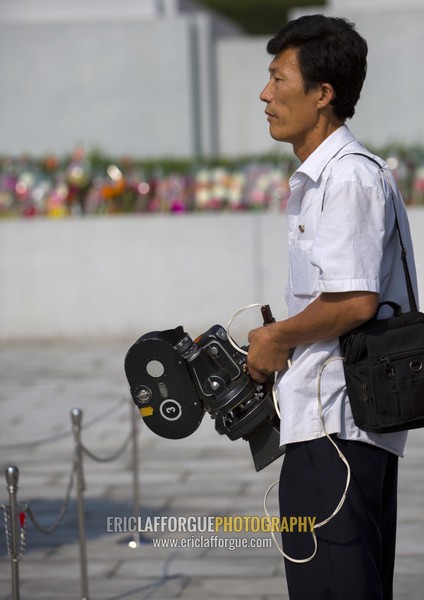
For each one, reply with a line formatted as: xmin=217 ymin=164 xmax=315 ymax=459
xmin=247 ymin=291 xmax=379 ymax=382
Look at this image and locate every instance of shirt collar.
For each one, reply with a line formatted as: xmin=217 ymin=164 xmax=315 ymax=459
xmin=294 ymin=125 xmax=356 ymax=183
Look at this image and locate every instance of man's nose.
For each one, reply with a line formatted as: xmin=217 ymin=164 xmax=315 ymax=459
xmin=260 ymin=81 xmax=272 ymax=103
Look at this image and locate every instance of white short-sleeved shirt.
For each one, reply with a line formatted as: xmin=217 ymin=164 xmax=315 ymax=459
xmin=277 ymin=125 xmax=418 ymax=457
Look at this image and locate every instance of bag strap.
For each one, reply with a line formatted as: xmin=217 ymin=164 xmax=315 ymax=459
xmin=323 ymin=151 xmax=417 ymax=313
xmin=348 ymin=153 xmax=417 ymax=312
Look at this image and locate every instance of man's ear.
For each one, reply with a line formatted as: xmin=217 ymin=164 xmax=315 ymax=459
xmin=317 ymin=83 xmax=336 ymax=108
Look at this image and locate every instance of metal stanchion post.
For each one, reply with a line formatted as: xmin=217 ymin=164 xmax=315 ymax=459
xmin=71 ymin=408 xmax=90 ymax=600
xmin=5 ymin=466 xmax=20 ymax=600
xmin=129 ymin=401 xmax=140 ymax=548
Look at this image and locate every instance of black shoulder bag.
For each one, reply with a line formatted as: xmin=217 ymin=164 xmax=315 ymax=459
xmin=338 ymin=154 xmax=424 ymax=433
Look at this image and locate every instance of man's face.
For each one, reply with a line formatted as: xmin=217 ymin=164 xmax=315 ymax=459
xmin=260 ymin=47 xmax=323 ymax=158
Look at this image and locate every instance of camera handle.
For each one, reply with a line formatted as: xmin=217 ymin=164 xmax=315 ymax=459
xmin=261 ymin=304 xmax=275 ymax=325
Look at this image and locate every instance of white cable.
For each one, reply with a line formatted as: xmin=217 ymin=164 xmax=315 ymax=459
xmin=225 ymin=302 xmax=264 ymax=356
xmin=314 ymin=356 xmax=351 ymax=530
xmin=225 ymin=304 xmax=351 ymax=563
xmin=264 ymin=355 xmax=351 ymax=563
xmin=263 ymin=478 xmax=318 ymax=563
xmin=271 ymin=374 xmax=281 ymax=420
xmin=225 ymin=303 xmax=281 ymax=419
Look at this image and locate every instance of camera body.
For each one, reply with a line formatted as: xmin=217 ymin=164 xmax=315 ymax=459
xmin=125 ymin=322 xmax=283 ymax=471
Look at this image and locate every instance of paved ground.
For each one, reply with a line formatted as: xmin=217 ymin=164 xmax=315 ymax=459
xmin=1 ymin=340 xmax=424 ymax=600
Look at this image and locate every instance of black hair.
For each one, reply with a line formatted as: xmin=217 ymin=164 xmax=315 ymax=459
xmin=266 ymin=14 xmax=368 ymax=120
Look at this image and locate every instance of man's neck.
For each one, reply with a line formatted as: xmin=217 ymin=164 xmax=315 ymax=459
xmin=295 ymin=118 xmax=344 ymax=163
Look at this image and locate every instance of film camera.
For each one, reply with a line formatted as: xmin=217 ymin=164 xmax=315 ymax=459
xmin=124 ymin=305 xmax=283 ymax=471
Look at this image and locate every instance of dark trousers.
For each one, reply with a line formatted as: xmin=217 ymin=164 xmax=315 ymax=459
xmin=279 ymin=436 xmax=398 ymax=600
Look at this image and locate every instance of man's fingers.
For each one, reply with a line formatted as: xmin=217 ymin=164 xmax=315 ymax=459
xmin=246 ymin=363 xmax=268 ymax=383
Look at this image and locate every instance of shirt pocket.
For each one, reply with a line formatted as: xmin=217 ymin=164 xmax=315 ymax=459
xmin=289 ymin=238 xmax=319 ymax=297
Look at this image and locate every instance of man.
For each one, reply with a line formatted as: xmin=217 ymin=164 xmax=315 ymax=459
xmin=247 ymin=14 xmax=418 ymax=600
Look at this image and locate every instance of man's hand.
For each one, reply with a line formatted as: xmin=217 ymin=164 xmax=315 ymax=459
xmin=247 ymin=324 xmax=291 ymax=383
xmin=246 ymin=291 xmax=379 ymax=383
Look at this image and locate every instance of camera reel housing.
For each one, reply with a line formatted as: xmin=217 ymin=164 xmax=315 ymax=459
xmin=124 ymin=324 xmax=283 ymax=471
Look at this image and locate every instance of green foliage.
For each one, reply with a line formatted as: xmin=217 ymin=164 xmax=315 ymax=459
xmin=195 ymin=0 xmax=326 ymax=35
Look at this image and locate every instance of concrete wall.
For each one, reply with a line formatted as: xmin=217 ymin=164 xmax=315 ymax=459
xmin=215 ymin=37 xmax=291 ymax=157
xmin=0 ymin=213 xmax=288 ymax=342
xmin=1 ymin=209 xmax=424 ymax=342
xmin=0 ymin=0 xmax=237 ymax=158
xmin=1 ymin=0 xmax=423 ymax=158
xmin=0 ymin=17 xmax=199 ymax=157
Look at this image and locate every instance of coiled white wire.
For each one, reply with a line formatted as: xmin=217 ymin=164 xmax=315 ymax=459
xmin=225 ymin=304 xmax=351 ymax=564
xmin=226 ymin=303 xmax=281 ymax=420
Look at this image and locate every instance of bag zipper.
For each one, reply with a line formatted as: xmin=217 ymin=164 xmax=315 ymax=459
xmin=378 ymin=347 xmax=424 ymax=364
